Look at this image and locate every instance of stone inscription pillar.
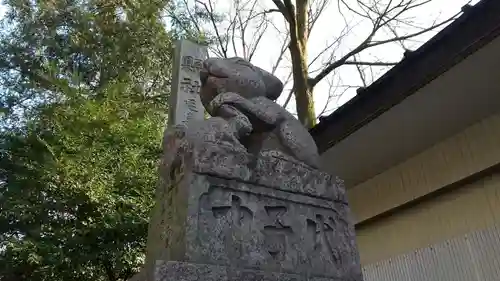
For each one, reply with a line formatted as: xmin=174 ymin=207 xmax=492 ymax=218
xmin=168 ymin=40 xmax=207 ymax=127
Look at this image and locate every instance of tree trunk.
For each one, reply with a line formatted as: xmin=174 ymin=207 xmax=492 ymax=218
xmin=288 ymin=0 xmax=315 ymax=128
xmin=289 ymin=43 xmax=315 ymax=128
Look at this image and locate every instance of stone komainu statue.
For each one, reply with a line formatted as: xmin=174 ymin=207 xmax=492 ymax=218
xmin=189 ymin=57 xmax=320 ymax=168
xmin=145 ymin=57 xmax=362 ymax=281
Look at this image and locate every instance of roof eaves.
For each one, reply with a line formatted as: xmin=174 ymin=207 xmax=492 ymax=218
xmin=310 ymin=0 xmax=500 ymax=153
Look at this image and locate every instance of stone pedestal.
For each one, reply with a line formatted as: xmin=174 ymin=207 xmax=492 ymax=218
xmin=142 ymin=130 xmax=363 ymax=281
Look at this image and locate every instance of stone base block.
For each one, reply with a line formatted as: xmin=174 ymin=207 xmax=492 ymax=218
xmin=155 ymin=260 xmax=350 ymax=281
xmin=144 ymin=139 xmax=363 ymax=281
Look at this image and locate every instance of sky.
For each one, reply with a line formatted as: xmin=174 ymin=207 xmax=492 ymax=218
xmin=194 ymin=0 xmax=480 ymax=117
xmin=0 ymin=0 xmax=481 ymax=118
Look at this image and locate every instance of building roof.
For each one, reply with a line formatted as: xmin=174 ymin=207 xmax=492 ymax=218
xmin=310 ymin=0 xmax=500 ymax=153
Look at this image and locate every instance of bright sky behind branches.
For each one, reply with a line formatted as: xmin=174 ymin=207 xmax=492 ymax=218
xmin=0 ymin=0 xmax=482 ymax=118
xmin=194 ymin=0 xmax=480 ymax=117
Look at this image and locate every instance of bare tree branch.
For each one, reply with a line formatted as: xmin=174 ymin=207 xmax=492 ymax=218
xmin=272 ymin=0 xmax=293 ymax=23
xmin=181 ymin=0 xmax=467 ymax=123
xmin=182 ymin=0 xmax=202 ymax=33
xmin=352 ymin=55 xmax=367 ymax=87
xmin=318 ymin=76 xmax=349 ymax=117
xmin=230 ymin=7 xmax=239 ymax=56
xmin=196 ymin=0 xmax=228 ymax=58
xmin=309 ymin=5 xmax=462 ymax=88
xmin=244 ymin=1 xmax=270 ymax=61
xmin=368 ymin=11 xmax=459 ymax=47
xmin=282 ymin=21 xmax=352 ymax=109
xmin=283 ymin=86 xmax=295 ymax=108
xmin=236 ymin=0 xmax=253 ymax=59
xmin=344 ymin=61 xmax=399 ymax=66
xmin=307 ymin=0 xmax=329 ymax=36
xmin=271 ymin=38 xmax=290 ymax=74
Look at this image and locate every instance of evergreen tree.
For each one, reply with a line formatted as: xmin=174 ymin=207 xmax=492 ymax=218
xmin=0 ymin=1 xmax=173 ymax=280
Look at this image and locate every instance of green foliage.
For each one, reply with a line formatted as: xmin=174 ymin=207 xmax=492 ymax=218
xmin=0 ymin=0 xmax=173 ymax=125
xmin=0 ymin=0 xmax=174 ymax=280
xmin=165 ymin=0 xmax=224 ymax=46
xmin=0 ymin=91 xmax=163 ymax=280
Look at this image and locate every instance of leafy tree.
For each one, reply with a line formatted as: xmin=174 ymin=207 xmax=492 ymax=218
xmin=0 ymin=0 xmax=173 ymax=125
xmin=0 ymin=0 xmax=173 ymax=280
xmin=0 ymin=90 xmax=163 ymax=281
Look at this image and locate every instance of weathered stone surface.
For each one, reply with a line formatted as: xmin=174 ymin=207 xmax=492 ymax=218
xmin=155 ymin=261 xmax=306 ymax=281
xmin=155 ymin=260 xmax=358 ymax=281
xmin=200 ymin=57 xmax=283 ymax=102
xmin=143 ymin=129 xmax=362 ymax=281
xmin=139 ymin=57 xmax=362 ymax=281
xmin=199 ymin=57 xmax=320 ymax=168
xmin=169 ymin=40 xmax=206 ymax=127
